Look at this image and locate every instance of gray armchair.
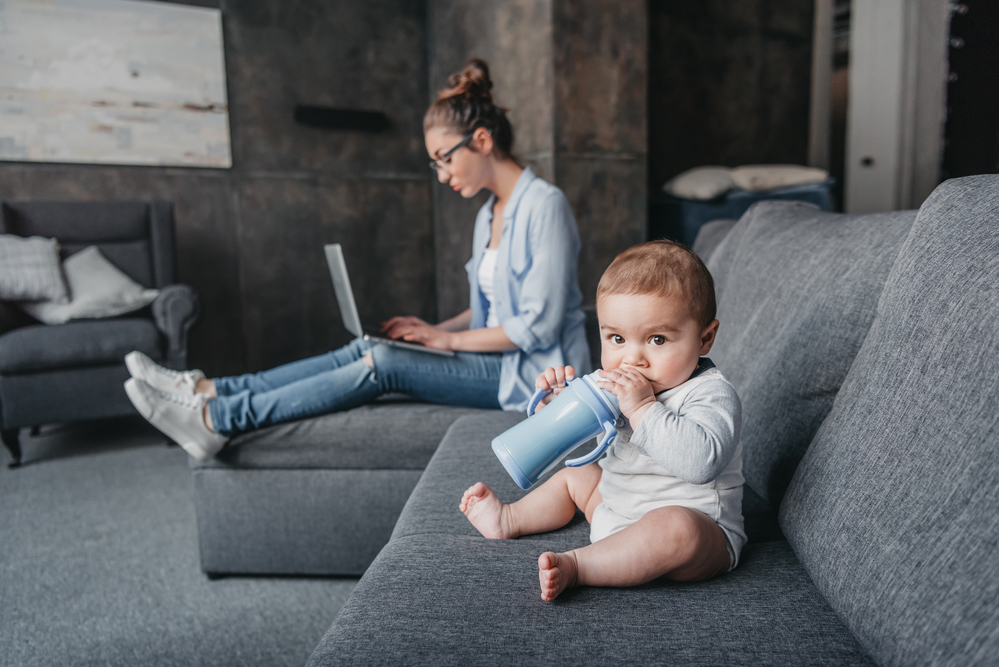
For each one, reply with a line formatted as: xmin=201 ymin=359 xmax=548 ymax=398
xmin=0 ymin=201 xmax=201 ymax=467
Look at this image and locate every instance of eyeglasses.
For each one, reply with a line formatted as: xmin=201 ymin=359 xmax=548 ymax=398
xmin=428 ymin=132 xmax=475 ymax=173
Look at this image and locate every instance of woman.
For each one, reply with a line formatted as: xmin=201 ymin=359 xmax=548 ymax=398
xmin=124 ymin=59 xmax=591 ymax=460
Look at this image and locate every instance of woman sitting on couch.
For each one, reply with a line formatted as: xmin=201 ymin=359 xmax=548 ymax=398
xmin=124 ymin=58 xmax=591 ymax=460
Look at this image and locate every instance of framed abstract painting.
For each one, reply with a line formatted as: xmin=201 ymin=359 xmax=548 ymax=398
xmin=0 ymin=0 xmax=232 ymax=168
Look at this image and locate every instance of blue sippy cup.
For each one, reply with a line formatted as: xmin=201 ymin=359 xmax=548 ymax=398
xmin=491 ymin=370 xmax=623 ymax=489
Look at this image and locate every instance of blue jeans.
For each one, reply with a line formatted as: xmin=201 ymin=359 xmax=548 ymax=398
xmin=208 ymin=338 xmax=502 ymax=436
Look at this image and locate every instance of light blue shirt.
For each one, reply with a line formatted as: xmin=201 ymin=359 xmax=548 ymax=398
xmin=465 ymin=167 xmax=592 ymax=411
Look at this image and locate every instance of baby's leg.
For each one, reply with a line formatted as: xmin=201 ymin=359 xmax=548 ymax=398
xmin=538 ymin=505 xmax=730 ymax=601
xmin=459 ymin=464 xmax=602 ymax=539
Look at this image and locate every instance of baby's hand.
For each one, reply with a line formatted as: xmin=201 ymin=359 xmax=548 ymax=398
xmin=533 ymin=366 xmax=576 ymax=412
xmin=596 ymin=367 xmax=657 ymax=427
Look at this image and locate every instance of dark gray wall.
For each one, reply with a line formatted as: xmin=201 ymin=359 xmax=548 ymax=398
xmin=553 ymin=0 xmax=648 ymax=303
xmin=649 ymin=0 xmax=815 ymax=192
xmin=0 ymin=0 xmax=433 ymax=376
xmin=428 ymin=0 xmax=647 ymax=317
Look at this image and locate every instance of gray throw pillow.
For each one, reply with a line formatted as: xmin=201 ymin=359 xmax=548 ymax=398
xmin=0 ymin=234 xmax=69 ymax=303
xmin=706 ymin=201 xmax=917 ymax=506
xmin=19 ymin=246 xmax=158 ymax=325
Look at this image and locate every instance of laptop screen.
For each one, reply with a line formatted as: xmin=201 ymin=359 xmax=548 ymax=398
xmin=323 ymin=243 xmax=364 ymax=339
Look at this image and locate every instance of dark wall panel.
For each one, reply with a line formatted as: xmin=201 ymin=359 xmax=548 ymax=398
xmin=649 ymin=0 xmax=814 ymax=192
xmin=236 ymin=176 xmax=433 ymax=372
xmin=227 ymin=1 xmax=429 ymax=176
xmin=554 ymin=0 xmax=648 ymax=301
xmin=0 ymin=0 xmax=432 ymax=377
xmin=556 ymin=159 xmax=647 ymax=303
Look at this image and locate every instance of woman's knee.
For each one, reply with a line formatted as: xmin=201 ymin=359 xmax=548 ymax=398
xmin=368 ymin=343 xmax=400 ymax=373
xmin=340 ymin=337 xmax=371 ymax=358
xmin=368 ymin=343 xmax=414 ymax=388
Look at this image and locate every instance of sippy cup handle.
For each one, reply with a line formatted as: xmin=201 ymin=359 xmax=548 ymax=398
xmin=526 ymin=387 xmax=550 ymax=417
xmin=525 ymin=376 xmax=575 ymax=417
xmin=564 ymin=421 xmax=617 ymax=467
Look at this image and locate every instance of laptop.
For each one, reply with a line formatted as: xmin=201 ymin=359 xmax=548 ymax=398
xmin=324 ymin=243 xmax=455 ymax=357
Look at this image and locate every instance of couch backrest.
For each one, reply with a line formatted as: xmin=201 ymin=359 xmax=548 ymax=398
xmin=0 ymin=201 xmax=175 ymax=288
xmin=703 ymin=201 xmax=917 ymax=506
xmin=690 ymin=218 xmax=737 ymax=263
xmin=780 ymin=175 xmax=999 ymax=666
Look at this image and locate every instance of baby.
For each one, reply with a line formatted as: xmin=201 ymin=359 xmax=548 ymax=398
xmin=460 ymin=240 xmax=745 ymax=601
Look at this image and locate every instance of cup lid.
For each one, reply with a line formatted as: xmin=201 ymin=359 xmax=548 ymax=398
xmin=578 ymin=372 xmax=620 ymax=421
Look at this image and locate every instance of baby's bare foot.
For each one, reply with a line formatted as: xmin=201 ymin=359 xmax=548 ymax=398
xmin=538 ymin=551 xmax=578 ymax=601
xmin=459 ymin=482 xmax=515 ymax=539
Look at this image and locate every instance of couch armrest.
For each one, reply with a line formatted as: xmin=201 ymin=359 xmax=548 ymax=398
xmin=152 ymin=284 xmax=201 ymax=370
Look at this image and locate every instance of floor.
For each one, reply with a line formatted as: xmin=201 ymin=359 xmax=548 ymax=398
xmin=0 ymin=418 xmax=359 ymax=667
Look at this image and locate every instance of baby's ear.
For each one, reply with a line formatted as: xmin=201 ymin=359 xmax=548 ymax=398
xmin=699 ymin=319 xmax=720 ymax=355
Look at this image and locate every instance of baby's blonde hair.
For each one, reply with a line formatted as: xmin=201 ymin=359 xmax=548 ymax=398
xmin=596 ymin=240 xmax=717 ymax=328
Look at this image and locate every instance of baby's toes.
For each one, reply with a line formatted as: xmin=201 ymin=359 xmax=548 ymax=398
xmin=459 ymin=495 xmax=475 ymax=514
xmin=538 ymin=554 xmax=559 ymax=600
xmin=540 ymin=577 xmax=559 ymax=601
xmin=459 ymin=484 xmax=482 ymax=508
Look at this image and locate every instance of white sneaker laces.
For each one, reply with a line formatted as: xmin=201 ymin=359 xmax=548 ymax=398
xmin=151 ymin=384 xmax=206 ymax=410
xmin=149 ymin=361 xmax=201 ymax=386
xmin=155 ymin=364 xmax=186 ymax=379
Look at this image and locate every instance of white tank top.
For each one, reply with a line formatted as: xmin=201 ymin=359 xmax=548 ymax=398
xmin=478 ymin=247 xmax=500 ymax=328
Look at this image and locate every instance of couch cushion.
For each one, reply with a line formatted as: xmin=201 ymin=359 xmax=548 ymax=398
xmin=705 ymin=201 xmax=917 ymax=505
xmin=393 ymin=412 xmax=784 ymax=546
xmin=389 ymin=412 xmax=592 ymax=548
xmin=0 ymin=318 xmax=161 ymax=373
xmin=691 ymin=218 xmax=737 ymax=262
xmin=193 ymin=400 xmax=496 ymax=471
xmin=308 ymin=536 xmax=872 ymax=666
xmin=192 ymin=467 xmax=425 ymax=576
xmin=780 ymin=175 xmax=999 ymax=666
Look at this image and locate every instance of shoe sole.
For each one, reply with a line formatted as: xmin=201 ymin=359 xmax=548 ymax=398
xmin=124 ymin=378 xmax=212 ymax=461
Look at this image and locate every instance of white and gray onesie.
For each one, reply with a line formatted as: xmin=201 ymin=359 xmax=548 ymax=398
xmin=591 ymin=360 xmax=747 ymax=569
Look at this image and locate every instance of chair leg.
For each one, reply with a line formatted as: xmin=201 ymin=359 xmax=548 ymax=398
xmin=2 ymin=429 xmax=21 ymax=468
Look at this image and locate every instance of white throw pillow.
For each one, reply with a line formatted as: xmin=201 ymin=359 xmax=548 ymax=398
xmin=662 ymin=167 xmax=735 ymax=200
xmin=0 ymin=234 xmax=69 ymax=302
xmin=730 ymin=164 xmax=829 ymax=192
xmin=20 ymin=246 xmax=158 ymax=325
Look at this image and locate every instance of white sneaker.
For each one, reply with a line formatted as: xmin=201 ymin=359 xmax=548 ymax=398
xmin=124 ymin=377 xmax=228 ymax=461
xmin=125 ymin=351 xmax=205 ymax=396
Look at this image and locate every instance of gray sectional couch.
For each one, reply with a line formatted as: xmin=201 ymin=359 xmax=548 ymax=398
xmin=197 ymin=176 xmax=998 ymax=665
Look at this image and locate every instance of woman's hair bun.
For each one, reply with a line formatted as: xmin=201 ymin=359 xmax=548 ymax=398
xmin=439 ymin=58 xmax=493 ymax=102
xmin=424 ymin=58 xmax=514 ymax=160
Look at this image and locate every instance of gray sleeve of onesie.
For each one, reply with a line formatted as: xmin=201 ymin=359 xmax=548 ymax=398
xmin=628 ymin=379 xmax=742 ymax=485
